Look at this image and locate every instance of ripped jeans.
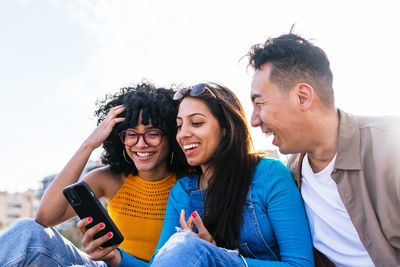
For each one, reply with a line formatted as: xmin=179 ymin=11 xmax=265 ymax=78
xmin=151 ymin=229 xmax=246 ymax=267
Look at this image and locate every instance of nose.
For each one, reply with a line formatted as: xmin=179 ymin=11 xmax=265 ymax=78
xmin=135 ymin=134 xmax=148 ymax=147
xmin=250 ymin=109 xmax=261 ymax=128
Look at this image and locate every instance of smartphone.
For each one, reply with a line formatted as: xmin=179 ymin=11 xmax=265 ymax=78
xmin=63 ymin=181 xmax=124 ymax=247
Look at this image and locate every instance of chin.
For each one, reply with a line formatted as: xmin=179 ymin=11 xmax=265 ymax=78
xmin=277 ymin=146 xmax=291 ymax=155
xmin=134 ymin=162 xmax=154 ymax=171
xmin=186 ymin=158 xmax=200 ymax=167
xmin=279 ymin=146 xmax=300 ymax=155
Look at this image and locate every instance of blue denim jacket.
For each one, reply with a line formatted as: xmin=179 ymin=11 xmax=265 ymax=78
xmin=118 ymin=158 xmax=314 ymax=266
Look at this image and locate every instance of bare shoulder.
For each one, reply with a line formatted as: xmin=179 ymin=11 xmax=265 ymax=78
xmin=82 ymin=166 xmax=126 ymax=201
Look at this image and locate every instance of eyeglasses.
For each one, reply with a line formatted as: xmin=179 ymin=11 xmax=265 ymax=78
xmin=173 ymin=83 xmax=217 ymax=100
xmin=119 ymin=129 xmax=164 ymax=147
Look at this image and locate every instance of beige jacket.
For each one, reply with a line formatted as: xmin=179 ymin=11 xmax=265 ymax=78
xmin=288 ymin=109 xmax=400 ymax=267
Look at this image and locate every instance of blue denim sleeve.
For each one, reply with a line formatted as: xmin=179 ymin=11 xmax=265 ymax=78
xmin=149 ymin=179 xmax=187 ymax=263
xmin=116 ymin=248 xmax=148 ymax=267
xmin=241 ymin=159 xmax=314 ymax=267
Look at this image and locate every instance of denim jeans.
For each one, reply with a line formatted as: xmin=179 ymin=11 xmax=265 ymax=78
xmin=151 ymin=230 xmax=245 ymax=267
xmin=0 ymin=217 xmax=107 ymax=267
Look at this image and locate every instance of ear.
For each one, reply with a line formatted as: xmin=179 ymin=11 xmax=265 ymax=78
xmin=295 ymin=83 xmax=314 ymax=111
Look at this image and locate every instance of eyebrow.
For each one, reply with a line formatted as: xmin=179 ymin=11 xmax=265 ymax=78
xmin=251 ymin=93 xmax=262 ymax=102
xmin=176 ymin=113 xmax=206 ymax=120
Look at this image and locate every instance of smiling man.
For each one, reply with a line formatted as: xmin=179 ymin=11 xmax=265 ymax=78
xmin=247 ymin=33 xmax=400 ymax=267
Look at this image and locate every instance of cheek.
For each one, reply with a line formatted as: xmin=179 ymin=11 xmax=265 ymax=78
xmin=207 ymin=131 xmax=223 ymax=154
xmin=259 ymin=108 xmax=271 ymax=123
xmin=175 ymin=129 xmax=181 ymax=142
xmin=158 ymin=141 xmax=170 ymax=158
xmin=126 ymin=149 xmax=134 ymax=159
xmin=262 ymin=106 xmax=283 ymax=123
xmin=160 ymin=146 xmax=169 ymax=158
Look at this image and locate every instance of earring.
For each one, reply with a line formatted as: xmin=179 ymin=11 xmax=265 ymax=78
xmin=122 ymin=149 xmax=133 ymax=164
xmin=169 ymin=152 xmax=174 ymax=166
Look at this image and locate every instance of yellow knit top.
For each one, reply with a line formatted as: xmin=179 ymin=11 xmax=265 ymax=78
xmin=107 ymin=173 xmax=177 ymax=262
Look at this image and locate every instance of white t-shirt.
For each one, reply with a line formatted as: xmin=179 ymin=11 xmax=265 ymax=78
xmin=301 ymin=154 xmax=375 ymax=267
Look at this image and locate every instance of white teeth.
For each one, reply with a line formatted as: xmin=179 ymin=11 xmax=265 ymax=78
xmin=183 ymin=143 xmax=199 ymax=150
xmin=263 ymin=128 xmax=274 ymax=137
xmin=265 ymin=131 xmax=273 ymax=137
xmin=136 ymin=152 xmax=153 ymax=157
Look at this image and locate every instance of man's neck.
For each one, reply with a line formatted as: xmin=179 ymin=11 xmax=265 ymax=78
xmin=306 ymin=108 xmax=339 ymax=173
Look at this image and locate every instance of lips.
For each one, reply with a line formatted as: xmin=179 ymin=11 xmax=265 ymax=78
xmin=262 ymin=127 xmax=274 ymax=137
xmin=182 ymin=143 xmax=200 ymax=156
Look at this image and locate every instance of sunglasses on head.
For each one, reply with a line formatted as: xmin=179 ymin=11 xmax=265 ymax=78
xmin=173 ymin=83 xmax=217 ymax=100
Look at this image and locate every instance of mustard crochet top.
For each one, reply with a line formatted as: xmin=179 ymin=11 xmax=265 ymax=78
xmin=107 ymin=173 xmax=177 ymax=262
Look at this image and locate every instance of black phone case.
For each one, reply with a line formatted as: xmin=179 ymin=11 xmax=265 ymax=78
xmin=63 ymin=181 xmax=124 ymax=247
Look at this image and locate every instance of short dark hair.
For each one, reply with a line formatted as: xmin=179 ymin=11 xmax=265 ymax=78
xmin=94 ymin=82 xmax=188 ymax=177
xmin=247 ymin=33 xmax=334 ymax=107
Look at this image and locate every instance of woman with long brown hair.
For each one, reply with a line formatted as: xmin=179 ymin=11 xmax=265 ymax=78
xmin=115 ymin=82 xmax=314 ymax=266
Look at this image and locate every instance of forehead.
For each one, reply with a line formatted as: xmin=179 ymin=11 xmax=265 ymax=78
xmin=177 ymin=97 xmax=213 ymax=118
xmin=251 ymin=66 xmax=272 ymax=100
xmin=251 ymin=63 xmax=282 ymax=102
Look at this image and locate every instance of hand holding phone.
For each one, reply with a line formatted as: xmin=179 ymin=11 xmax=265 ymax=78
xmin=63 ymin=181 xmax=124 ymax=247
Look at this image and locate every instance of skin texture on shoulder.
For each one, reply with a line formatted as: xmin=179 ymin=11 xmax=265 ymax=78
xmin=81 ymin=166 xmax=126 ymax=203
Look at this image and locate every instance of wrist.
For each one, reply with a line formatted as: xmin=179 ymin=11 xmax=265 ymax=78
xmin=105 ymin=249 xmax=122 ymax=267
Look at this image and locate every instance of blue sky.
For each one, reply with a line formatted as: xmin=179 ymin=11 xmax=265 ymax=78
xmin=1 ymin=0 xmax=399 ymax=192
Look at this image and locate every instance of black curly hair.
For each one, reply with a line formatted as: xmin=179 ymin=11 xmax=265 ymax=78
xmin=94 ymin=82 xmax=188 ymax=178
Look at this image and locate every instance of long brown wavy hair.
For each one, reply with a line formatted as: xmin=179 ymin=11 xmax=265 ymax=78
xmin=177 ymin=82 xmax=260 ymax=249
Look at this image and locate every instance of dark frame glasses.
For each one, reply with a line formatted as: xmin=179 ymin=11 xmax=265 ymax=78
xmin=119 ymin=129 xmax=164 ymax=147
xmin=173 ymin=83 xmax=217 ymax=100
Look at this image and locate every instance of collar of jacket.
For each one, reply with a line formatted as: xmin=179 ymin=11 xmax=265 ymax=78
xmin=288 ymin=109 xmax=362 ymax=189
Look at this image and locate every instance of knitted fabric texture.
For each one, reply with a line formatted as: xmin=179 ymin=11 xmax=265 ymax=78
xmin=107 ymin=173 xmax=177 ymax=262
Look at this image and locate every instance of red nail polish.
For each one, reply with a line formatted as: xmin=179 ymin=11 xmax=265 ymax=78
xmin=99 ymin=223 xmax=105 ymax=228
xmin=107 ymin=232 xmax=113 ymax=237
xmin=87 ymin=217 xmax=92 ymax=222
xmin=192 ymin=211 xmax=198 ymax=218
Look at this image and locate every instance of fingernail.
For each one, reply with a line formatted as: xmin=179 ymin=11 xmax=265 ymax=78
xmin=107 ymin=232 xmax=113 ymax=237
xmin=99 ymin=223 xmax=105 ymax=228
xmin=87 ymin=217 xmax=92 ymax=222
xmin=192 ymin=211 xmax=198 ymax=218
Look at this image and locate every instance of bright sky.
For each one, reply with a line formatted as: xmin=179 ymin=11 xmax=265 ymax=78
xmin=1 ymin=0 xmax=399 ymax=192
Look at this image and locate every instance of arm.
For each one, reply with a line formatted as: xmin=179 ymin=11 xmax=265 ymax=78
xmin=242 ymin=160 xmax=314 ymax=267
xmin=35 ymin=105 xmax=125 ymax=227
xmin=152 ymin=181 xmax=184 ymax=260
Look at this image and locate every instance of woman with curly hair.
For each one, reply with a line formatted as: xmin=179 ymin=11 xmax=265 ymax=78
xmin=0 ymin=82 xmax=188 ymax=266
